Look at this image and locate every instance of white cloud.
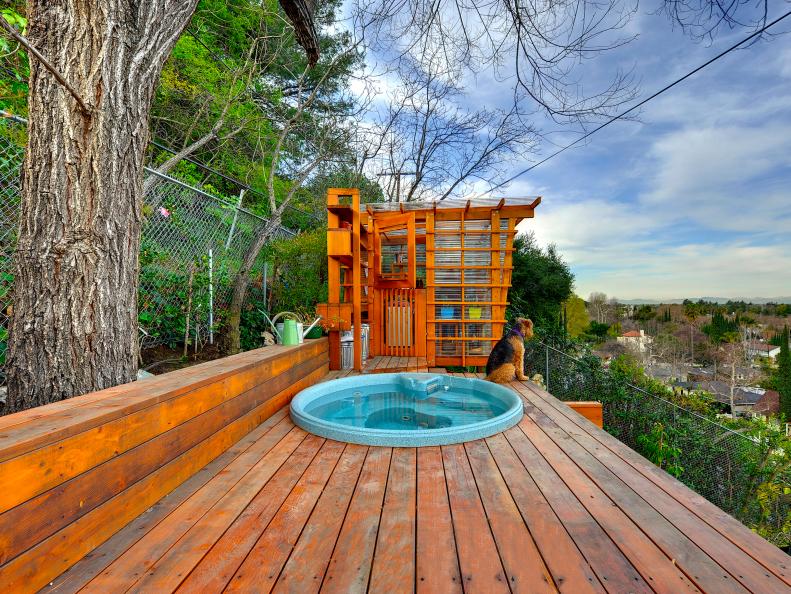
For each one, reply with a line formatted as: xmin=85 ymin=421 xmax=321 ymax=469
xmin=514 ymin=115 xmax=791 ymax=299
xmin=572 ymin=241 xmax=791 ymax=299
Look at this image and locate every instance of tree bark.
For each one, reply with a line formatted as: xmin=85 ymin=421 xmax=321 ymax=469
xmin=6 ymin=1 xmax=198 ymax=412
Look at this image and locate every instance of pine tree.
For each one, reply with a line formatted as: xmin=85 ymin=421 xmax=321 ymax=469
xmin=778 ymin=326 xmax=791 ymax=420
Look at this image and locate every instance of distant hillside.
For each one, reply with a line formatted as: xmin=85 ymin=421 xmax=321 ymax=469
xmin=618 ymin=297 xmax=791 ymax=305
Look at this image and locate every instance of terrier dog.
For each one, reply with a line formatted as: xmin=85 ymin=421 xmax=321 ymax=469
xmin=485 ymin=318 xmax=534 ymax=384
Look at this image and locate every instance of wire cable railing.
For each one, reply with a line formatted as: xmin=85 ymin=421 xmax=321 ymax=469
xmin=524 ymin=340 xmax=790 ymax=548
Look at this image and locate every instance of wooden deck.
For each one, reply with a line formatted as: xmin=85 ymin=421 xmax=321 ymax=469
xmin=357 ymin=355 xmax=429 ymax=373
xmin=45 ymin=374 xmax=790 ymax=593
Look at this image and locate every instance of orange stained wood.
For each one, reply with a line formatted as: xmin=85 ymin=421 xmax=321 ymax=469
xmin=567 ymin=401 xmax=604 ymax=428
xmin=21 ymin=369 xmax=790 ymax=594
xmin=320 ymin=190 xmax=539 ymax=369
xmin=0 ymin=340 xmax=329 ymax=593
xmin=362 ymin=355 xmax=428 ymax=373
xmin=327 ymin=228 xmax=352 ymax=257
xmin=368 ymin=448 xmax=417 ymax=593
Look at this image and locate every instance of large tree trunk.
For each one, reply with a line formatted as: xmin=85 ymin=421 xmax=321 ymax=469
xmin=221 ymin=217 xmax=283 ymax=356
xmin=5 ymin=1 xmax=198 ymax=412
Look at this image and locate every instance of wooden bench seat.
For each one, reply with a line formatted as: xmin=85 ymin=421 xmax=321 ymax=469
xmin=0 ymin=339 xmax=328 ymax=592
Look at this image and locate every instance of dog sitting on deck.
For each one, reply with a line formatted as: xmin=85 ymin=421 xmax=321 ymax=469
xmin=485 ymin=318 xmax=534 ymax=384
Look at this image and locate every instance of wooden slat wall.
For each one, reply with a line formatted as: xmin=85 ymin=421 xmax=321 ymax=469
xmin=427 ymin=210 xmax=521 ymax=368
xmin=425 ymin=211 xmax=436 ymax=366
xmin=0 ymin=339 xmax=329 ymax=593
xmin=491 ymin=209 xmax=504 ymax=347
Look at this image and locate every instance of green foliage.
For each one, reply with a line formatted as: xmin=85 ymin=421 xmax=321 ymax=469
xmin=297 ymin=167 xmax=385 ymax=228
xmin=770 ymin=329 xmax=788 ymax=347
xmin=267 ymin=229 xmax=328 ymax=315
xmin=632 ymin=304 xmax=656 ymax=322
xmin=637 ymin=422 xmax=684 ymax=478
xmin=141 ymin=0 xmax=362 ymax=223
xmin=581 ymin=321 xmax=610 ymax=343
xmin=138 ymin=241 xmax=214 ymax=348
xmin=0 ymin=5 xmax=29 ymax=114
xmin=508 ymin=232 xmax=573 ymax=332
xmin=562 ymin=294 xmax=589 ymax=337
xmin=777 ymin=327 xmax=791 ymax=419
xmin=0 ymin=325 xmax=7 ymax=365
xmin=238 ymin=306 xmax=272 ymax=352
xmin=703 ymin=310 xmax=741 ymax=344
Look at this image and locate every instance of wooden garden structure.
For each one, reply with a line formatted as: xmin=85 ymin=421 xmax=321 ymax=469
xmin=317 ymin=188 xmax=542 ymax=370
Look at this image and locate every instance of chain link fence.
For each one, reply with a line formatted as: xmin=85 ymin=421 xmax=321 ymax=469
xmin=525 ymin=340 xmax=791 ymax=548
xmin=0 ymin=115 xmax=295 ymax=383
xmin=0 ymin=116 xmax=24 ymax=375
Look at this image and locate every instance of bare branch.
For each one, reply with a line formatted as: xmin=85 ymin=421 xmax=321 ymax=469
xmin=0 ymin=17 xmax=91 ymax=115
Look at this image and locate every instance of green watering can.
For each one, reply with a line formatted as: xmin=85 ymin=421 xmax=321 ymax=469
xmin=280 ymin=319 xmax=300 ymax=345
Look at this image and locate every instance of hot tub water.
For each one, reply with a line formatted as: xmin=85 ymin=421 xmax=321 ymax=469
xmin=290 ymin=373 xmax=523 ymax=447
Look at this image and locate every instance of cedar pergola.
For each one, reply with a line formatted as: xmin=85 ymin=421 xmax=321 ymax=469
xmin=317 ymin=189 xmax=541 ymax=370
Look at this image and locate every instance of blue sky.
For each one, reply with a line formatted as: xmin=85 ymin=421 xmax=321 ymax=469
xmin=500 ymin=6 xmax=791 ymax=300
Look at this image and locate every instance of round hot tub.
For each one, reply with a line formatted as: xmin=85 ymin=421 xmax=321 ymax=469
xmin=289 ymin=373 xmax=523 ymax=447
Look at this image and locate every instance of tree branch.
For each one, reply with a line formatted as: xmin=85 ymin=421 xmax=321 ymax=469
xmin=0 ymin=18 xmax=91 ymax=115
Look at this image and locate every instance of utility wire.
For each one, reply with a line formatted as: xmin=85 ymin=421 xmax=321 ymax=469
xmin=489 ymin=9 xmax=791 ymax=192
xmin=185 ymin=27 xmax=235 ymax=74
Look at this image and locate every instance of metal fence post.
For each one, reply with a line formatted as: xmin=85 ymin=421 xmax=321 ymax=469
xmin=225 ymin=188 xmax=245 ymax=249
xmin=545 ymin=344 xmax=550 ymax=392
xmin=208 ymin=248 xmax=214 ymax=345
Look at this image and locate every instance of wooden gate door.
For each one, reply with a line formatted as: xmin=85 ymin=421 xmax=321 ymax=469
xmin=371 ymin=212 xmax=425 ymax=358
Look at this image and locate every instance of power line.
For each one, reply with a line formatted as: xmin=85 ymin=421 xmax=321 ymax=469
xmin=490 ymin=9 xmax=791 ymax=192
xmin=185 ymin=27 xmax=235 ymax=74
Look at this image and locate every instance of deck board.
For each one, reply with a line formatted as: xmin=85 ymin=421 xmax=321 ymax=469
xmin=322 ymin=447 xmax=391 ymax=593
xmin=362 ymin=356 xmax=428 ymax=373
xmin=272 ymin=444 xmax=367 ymax=594
xmin=484 ymin=432 xmax=605 ymax=594
xmin=47 ymin=373 xmax=790 ymax=594
xmin=442 ymin=443 xmax=510 ymax=594
xmin=503 ymin=424 xmax=655 ymax=594
xmin=520 ymin=381 xmax=791 ymax=586
xmin=513 ymin=419 xmax=701 ymax=592
xmin=222 ymin=439 xmax=346 ymax=593
xmin=516 ymin=383 xmax=776 ymax=593
xmin=464 ymin=439 xmax=555 ymax=593
xmin=368 ymin=448 xmax=417 ymax=593
xmin=415 ymin=446 xmax=463 ymax=594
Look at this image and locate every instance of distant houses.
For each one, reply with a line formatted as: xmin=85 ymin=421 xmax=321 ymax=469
xmin=753 ymin=389 xmax=780 ymax=418
xmin=616 ymin=329 xmax=653 ymax=352
xmin=694 ymin=381 xmax=767 ymax=415
xmin=746 ymin=342 xmax=781 ymax=361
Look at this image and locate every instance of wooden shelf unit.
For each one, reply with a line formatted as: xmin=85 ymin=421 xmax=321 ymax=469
xmin=319 ymin=190 xmax=540 ymax=369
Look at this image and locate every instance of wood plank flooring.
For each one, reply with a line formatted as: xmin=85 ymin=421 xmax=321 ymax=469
xmin=44 ymin=375 xmax=790 ymax=594
xmin=363 ymin=356 xmax=429 ymax=373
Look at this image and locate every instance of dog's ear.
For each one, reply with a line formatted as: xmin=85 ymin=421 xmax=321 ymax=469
xmin=521 ymin=318 xmax=534 ymax=338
